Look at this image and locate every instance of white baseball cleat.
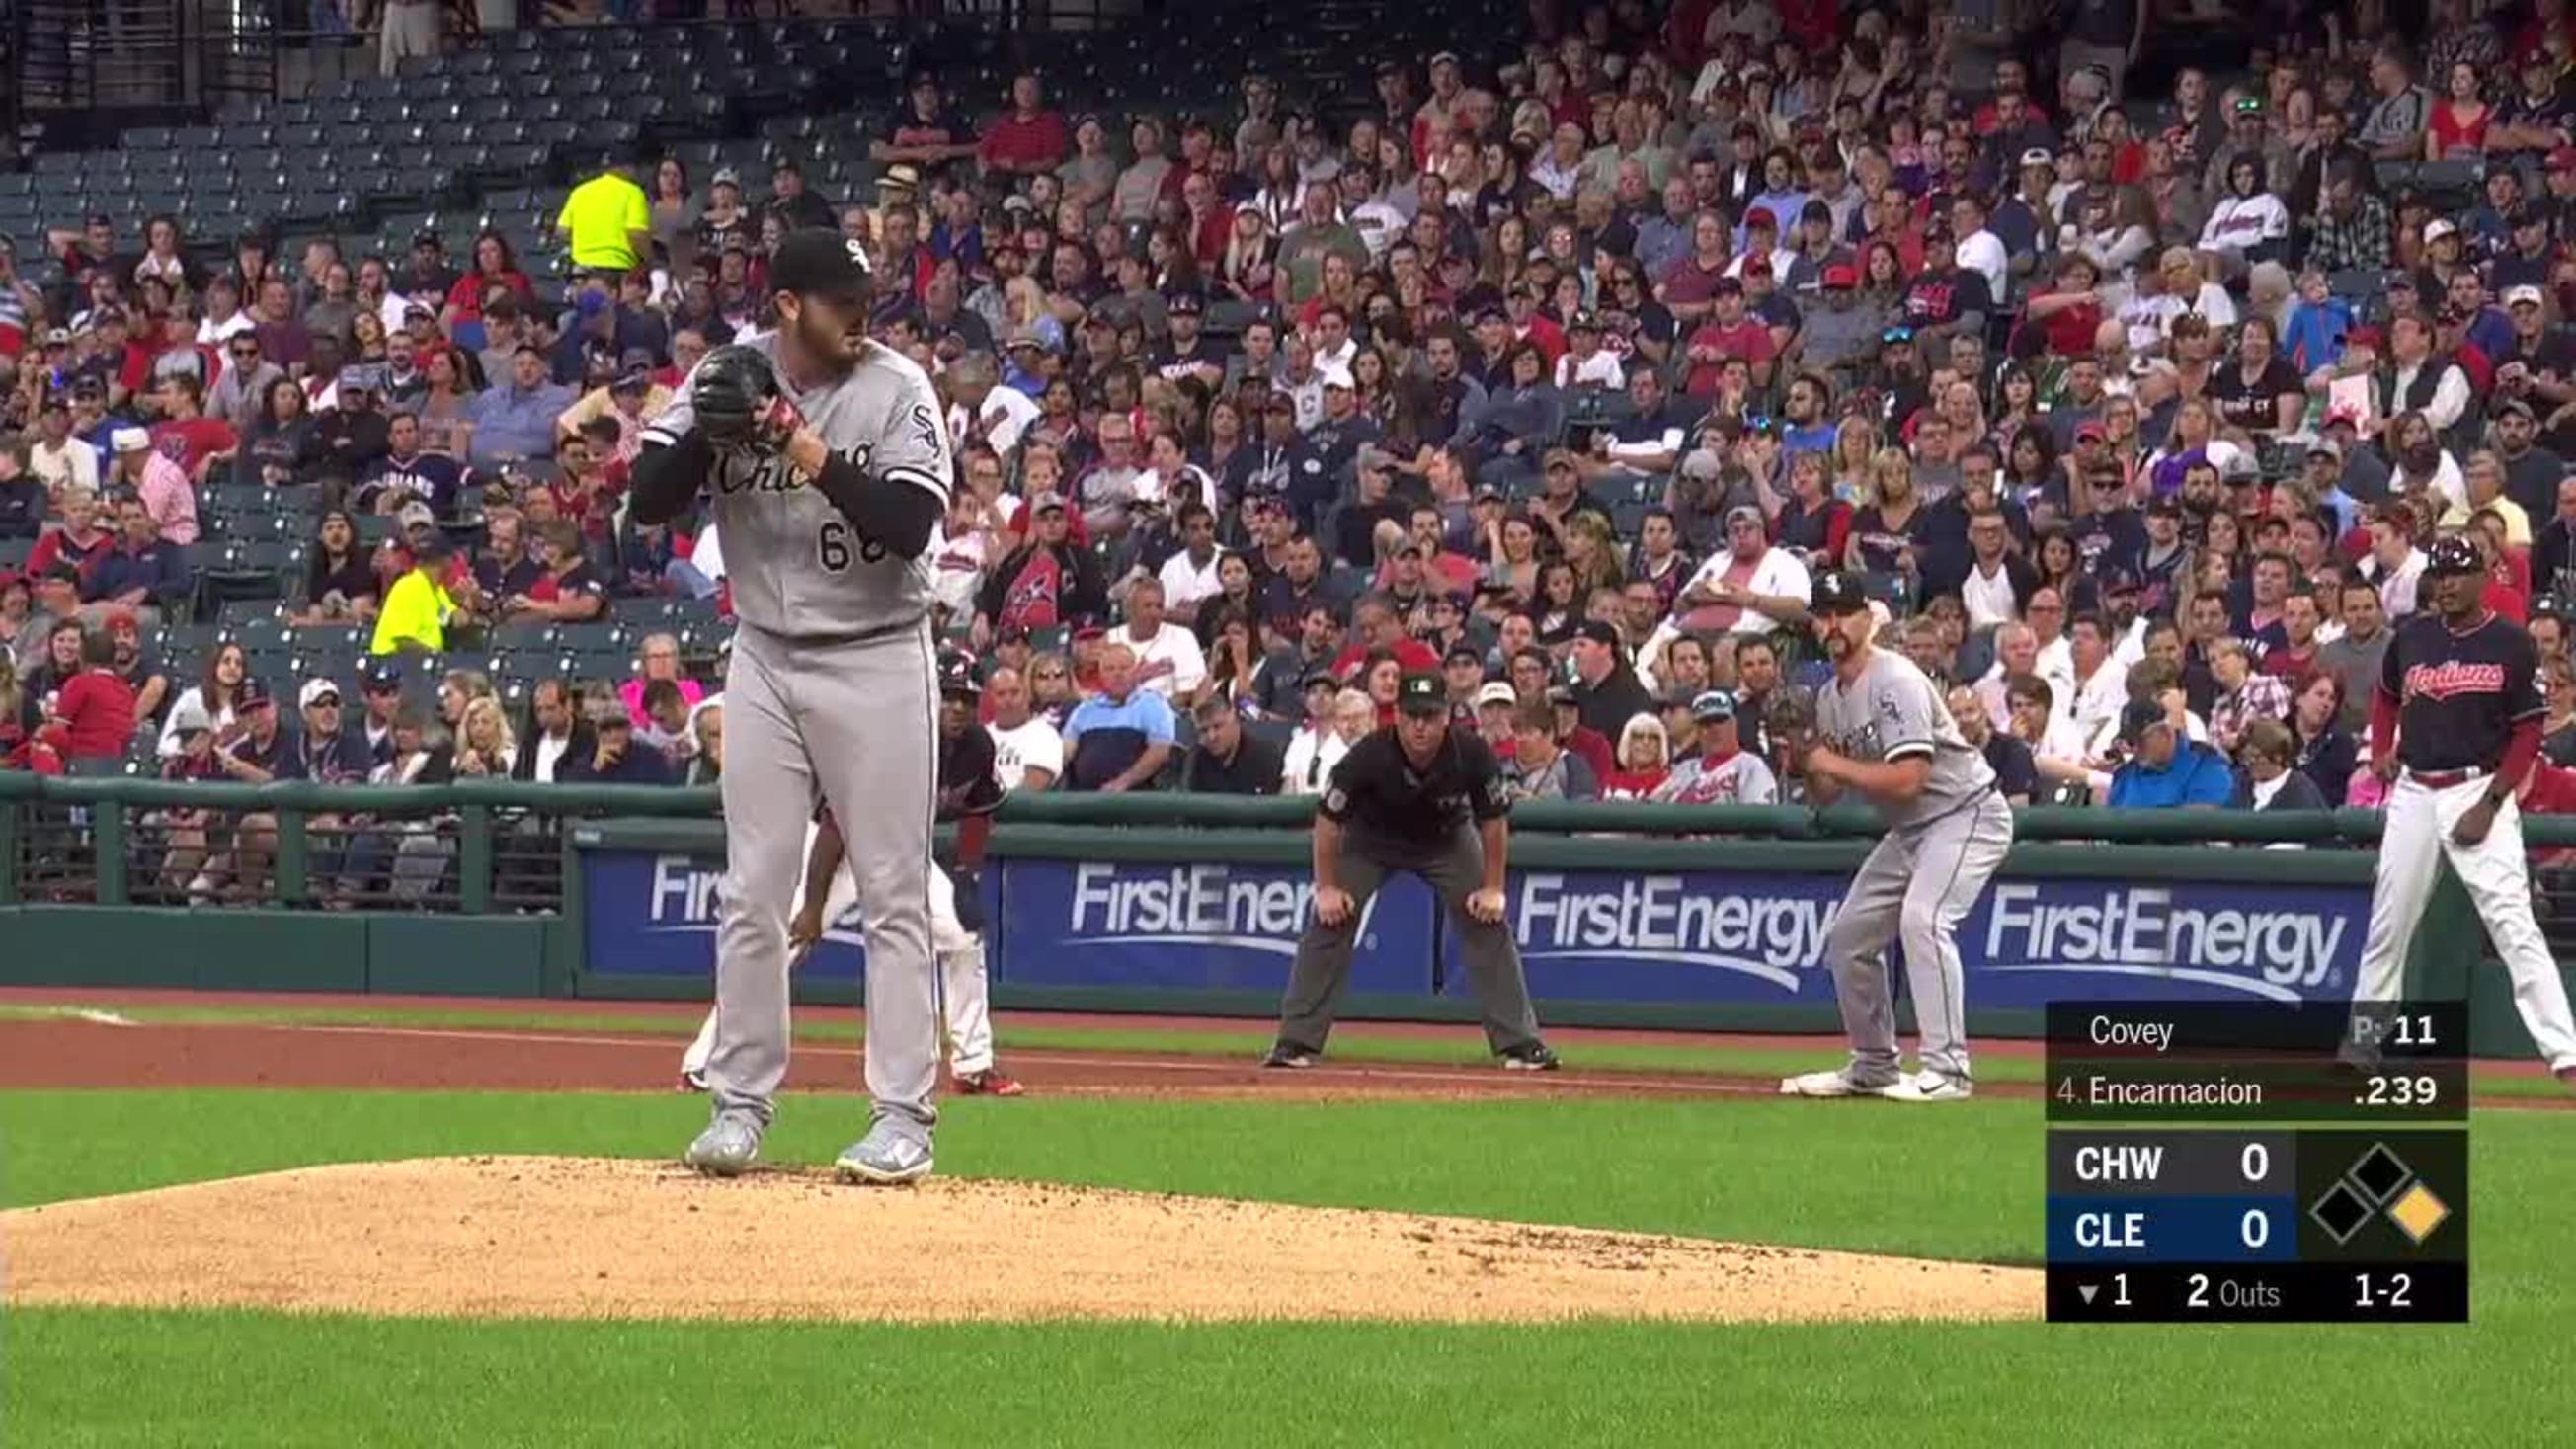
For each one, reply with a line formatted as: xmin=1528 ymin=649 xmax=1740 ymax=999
xmin=1779 ymin=1067 xmax=1903 ymax=1098
xmin=1882 ymin=1071 xmax=1974 ymax=1103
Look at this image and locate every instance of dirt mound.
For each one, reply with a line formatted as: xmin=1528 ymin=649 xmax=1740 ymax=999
xmin=2 ymin=1156 xmax=2037 ymax=1324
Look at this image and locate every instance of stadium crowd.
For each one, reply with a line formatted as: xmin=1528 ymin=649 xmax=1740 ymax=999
xmin=17 ymin=0 xmax=2576 ymax=891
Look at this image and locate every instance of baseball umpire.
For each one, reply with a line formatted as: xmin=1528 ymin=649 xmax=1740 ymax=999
xmin=631 ymin=227 xmax=954 ymax=1183
xmin=1778 ymin=571 xmax=2014 ymax=1102
xmin=2353 ymin=534 xmax=2576 ymax=1084
xmin=1266 ymin=672 xmax=1559 ymax=1071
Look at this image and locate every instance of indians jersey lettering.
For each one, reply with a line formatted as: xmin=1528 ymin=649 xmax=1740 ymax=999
xmin=2381 ymin=614 xmax=2543 ymax=772
xmin=644 ymin=333 xmax=953 ymax=640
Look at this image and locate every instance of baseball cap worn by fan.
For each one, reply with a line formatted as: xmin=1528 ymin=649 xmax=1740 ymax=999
xmin=1474 ymin=681 xmax=1518 ymax=709
xmin=769 ymin=228 xmax=874 ymax=302
xmin=2119 ymin=699 xmax=2173 ymax=745
xmin=299 ymin=679 xmax=342 ymax=710
xmin=1396 ymin=672 xmax=1448 ymax=717
xmin=1690 ymin=689 xmax=1738 ymax=722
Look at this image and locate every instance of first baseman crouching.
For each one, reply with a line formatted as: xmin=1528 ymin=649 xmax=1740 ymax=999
xmin=1779 ymin=572 xmax=2015 ymax=1103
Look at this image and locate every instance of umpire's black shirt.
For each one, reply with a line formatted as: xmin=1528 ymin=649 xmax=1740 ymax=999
xmin=1321 ymin=725 xmax=1511 ymax=848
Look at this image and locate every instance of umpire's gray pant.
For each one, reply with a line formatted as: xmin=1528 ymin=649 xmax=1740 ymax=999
xmin=1822 ymin=792 xmax=2015 ymax=1082
xmin=1278 ymin=823 xmax=1544 ymax=1055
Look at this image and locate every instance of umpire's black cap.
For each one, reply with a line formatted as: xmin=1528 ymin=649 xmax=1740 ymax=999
xmin=1396 ymin=672 xmax=1448 ymax=717
xmin=2426 ymin=533 xmax=2484 ymax=578
xmin=769 ymin=228 xmax=874 ymax=303
xmin=1810 ymin=570 xmax=1869 ymax=614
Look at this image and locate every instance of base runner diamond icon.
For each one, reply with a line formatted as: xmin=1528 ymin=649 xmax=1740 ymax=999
xmin=2386 ymin=1183 xmax=2452 ymax=1245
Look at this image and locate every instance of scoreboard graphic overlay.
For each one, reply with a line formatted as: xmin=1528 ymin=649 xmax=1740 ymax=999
xmin=2045 ymin=1002 xmax=2469 ymax=1323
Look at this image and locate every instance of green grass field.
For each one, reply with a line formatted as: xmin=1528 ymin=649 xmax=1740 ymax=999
xmin=5 ymin=1085 xmax=2573 ymax=1448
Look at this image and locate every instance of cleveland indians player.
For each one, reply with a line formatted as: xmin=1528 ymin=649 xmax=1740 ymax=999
xmin=2354 ymin=534 xmax=2576 ymax=1084
xmin=1779 ymin=571 xmax=2015 ymax=1102
xmin=631 ymin=228 xmax=952 ymax=1182
xmin=678 ymin=651 xmax=1026 ymax=1097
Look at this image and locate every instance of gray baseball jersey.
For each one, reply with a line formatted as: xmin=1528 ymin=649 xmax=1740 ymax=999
xmin=1811 ymin=645 xmax=1996 ymax=830
xmin=643 ymin=334 xmax=953 ymax=639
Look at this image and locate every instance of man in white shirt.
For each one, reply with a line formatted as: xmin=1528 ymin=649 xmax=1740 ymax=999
xmin=1156 ymin=502 xmax=1228 ymax=624
xmin=1675 ymin=505 xmax=1811 ymax=636
xmin=944 ymin=351 xmax=1039 ymax=456
xmin=1973 ymin=621 xmax=2042 ymax=727
xmin=2055 ymin=611 xmax=2132 ymax=758
xmin=27 ymin=396 xmax=102 ymax=495
xmin=522 ymin=679 xmax=585 ymax=783
xmin=984 ymin=666 xmax=1064 ymax=792
xmin=1949 ymin=194 xmax=2010 ymax=302
xmin=2365 ymin=508 xmax=2427 ymax=618
xmin=1960 ymin=506 xmax=2035 ymax=630
xmin=194 ymin=274 xmax=260 ymax=346
xmin=2379 ymin=313 xmax=2471 ymax=438
xmin=2028 ymin=586 xmax=2077 ymax=694
xmin=1339 ymin=165 xmax=1409 ymax=263
xmin=1116 ymin=576 xmax=1208 ymax=705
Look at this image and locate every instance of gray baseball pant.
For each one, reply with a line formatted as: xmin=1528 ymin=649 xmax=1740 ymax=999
xmin=1821 ymin=792 xmax=2014 ymax=1082
xmin=1278 ymin=823 xmax=1544 ymax=1055
xmin=703 ymin=619 xmax=942 ymax=1137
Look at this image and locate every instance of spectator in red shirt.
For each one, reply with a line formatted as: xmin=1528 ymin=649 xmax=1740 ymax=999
xmin=2022 ymin=252 xmax=2108 ymax=357
xmin=979 ymin=72 xmax=1071 ymax=178
xmin=440 ymin=229 xmax=538 ymax=351
xmin=27 ymin=625 xmax=136 ymax=772
xmin=506 ymin=520 xmax=608 ymax=624
xmin=23 ymin=486 xmax=113 ymax=595
xmin=1681 ymin=277 xmax=1776 ymax=397
xmin=1329 ymin=594 xmax=1443 ymax=676
xmin=145 ymin=374 xmax=238 ymax=480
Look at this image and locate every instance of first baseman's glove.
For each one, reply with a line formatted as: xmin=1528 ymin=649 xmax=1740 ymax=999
xmin=689 ymin=345 xmax=787 ymax=448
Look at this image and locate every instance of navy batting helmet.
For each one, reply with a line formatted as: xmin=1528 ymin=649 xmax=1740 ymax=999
xmin=2425 ymin=534 xmax=2483 ymax=578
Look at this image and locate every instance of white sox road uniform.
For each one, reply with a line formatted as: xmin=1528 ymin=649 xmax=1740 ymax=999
xmin=681 ymin=815 xmax=997 ymax=1081
xmin=1810 ymin=643 xmax=2015 ymax=1087
xmin=2355 ymin=603 xmax=2576 ymax=1071
xmin=641 ymin=334 xmax=953 ymax=1143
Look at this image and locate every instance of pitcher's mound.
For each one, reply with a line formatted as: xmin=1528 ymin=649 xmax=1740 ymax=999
xmin=3 ymin=1156 xmax=2039 ymax=1324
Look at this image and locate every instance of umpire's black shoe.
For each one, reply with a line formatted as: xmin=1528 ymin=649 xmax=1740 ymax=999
xmin=1262 ymin=1043 xmax=1322 ymax=1069
xmin=1499 ymin=1042 xmax=1562 ymax=1072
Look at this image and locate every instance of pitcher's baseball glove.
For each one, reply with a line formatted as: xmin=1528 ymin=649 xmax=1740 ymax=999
xmin=690 ymin=345 xmax=800 ymax=449
xmin=1765 ymin=690 xmax=1818 ymax=776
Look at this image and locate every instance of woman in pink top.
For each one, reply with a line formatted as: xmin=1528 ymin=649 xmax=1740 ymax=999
xmin=619 ymin=631 xmax=705 ymax=728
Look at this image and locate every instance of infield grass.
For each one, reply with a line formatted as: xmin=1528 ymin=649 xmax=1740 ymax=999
xmin=5 ymin=1091 xmax=2571 ymax=1448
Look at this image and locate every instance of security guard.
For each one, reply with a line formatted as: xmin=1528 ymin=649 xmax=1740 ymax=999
xmin=1266 ymin=672 xmax=1560 ymax=1070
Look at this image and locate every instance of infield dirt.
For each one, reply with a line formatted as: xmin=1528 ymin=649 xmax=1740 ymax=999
xmin=2 ymin=1156 xmax=2042 ymax=1324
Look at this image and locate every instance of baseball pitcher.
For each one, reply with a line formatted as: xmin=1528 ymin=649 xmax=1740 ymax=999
xmin=630 ymin=228 xmax=952 ymax=1183
xmin=1779 ymin=571 xmax=2014 ymax=1102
